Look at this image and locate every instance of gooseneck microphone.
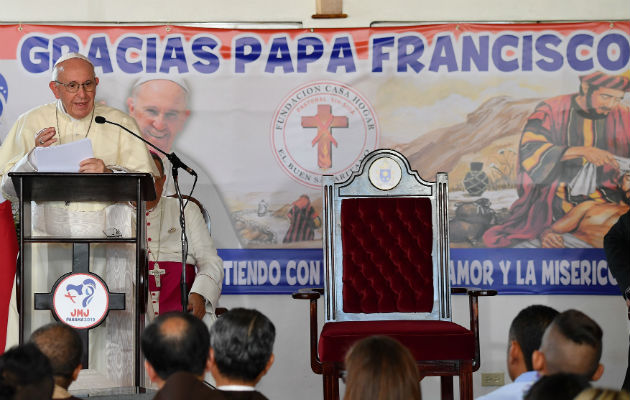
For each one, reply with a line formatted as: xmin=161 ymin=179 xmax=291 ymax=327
xmin=96 ymin=115 xmax=196 ymax=314
xmin=94 ymin=116 xmax=197 ymax=176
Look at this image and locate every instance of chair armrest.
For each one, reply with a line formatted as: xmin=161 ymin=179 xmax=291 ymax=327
xmin=291 ymin=287 xmax=323 ymax=374
xmin=452 ymin=287 xmax=498 ymax=372
xmin=292 ymin=287 xmax=323 ymax=300
xmin=451 ymin=287 xmax=498 ymax=297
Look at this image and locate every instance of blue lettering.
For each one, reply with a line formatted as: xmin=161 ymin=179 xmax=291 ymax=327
xmin=117 ymin=36 xmax=144 ymax=74
xmin=371 ymin=36 xmax=395 ymax=73
xmin=191 ymin=36 xmax=220 ymax=74
xmin=20 ymin=35 xmax=50 ymax=73
xmin=327 ymin=36 xmax=356 ymax=73
xmin=567 ymin=34 xmax=594 ymax=71
xmin=462 ymin=35 xmax=489 ymax=72
xmin=597 ymin=33 xmax=630 ymax=71
xmin=146 ymin=36 xmax=158 ymax=73
xmin=87 ymin=36 xmax=114 ymax=74
xmin=234 ymin=36 xmax=262 ymax=73
xmin=535 ymin=34 xmax=563 ymax=72
xmin=397 ymin=35 xmax=424 ymax=73
xmin=265 ymin=37 xmax=294 ymax=73
xmin=297 ymin=36 xmax=324 ymax=73
xmin=429 ymin=35 xmax=457 ymax=72
xmin=159 ymin=37 xmax=188 ymax=73
xmin=492 ymin=34 xmax=519 ymax=72
xmin=51 ymin=36 xmax=80 ymax=67
xmin=522 ymin=35 xmax=533 ymax=71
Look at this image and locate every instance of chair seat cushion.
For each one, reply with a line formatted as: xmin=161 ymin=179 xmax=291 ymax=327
xmin=318 ymin=320 xmax=474 ymax=363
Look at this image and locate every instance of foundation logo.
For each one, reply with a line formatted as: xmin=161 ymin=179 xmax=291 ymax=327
xmin=271 ymin=81 xmax=379 ymax=188
xmin=52 ymin=272 xmax=110 ymax=329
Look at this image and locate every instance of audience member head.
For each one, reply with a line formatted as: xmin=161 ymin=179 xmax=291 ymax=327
xmin=0 ymin=343 xmax=54 ymax=400
xmin=575 ymin=388 xmax=630 ymax=400
xmin=343 ymin=336 xmax=421 ymax=400
xmin=507 ymin=305 xmax=559 ymax=380
xmin=141 ymin=311 xmax=210 ymax=387
xmin=532 ymin=309 xmax=604 ymax=381
xmin=30 ymin=322 xmax=83 ymax=390
xmin=209 ymin=308 xmax=275 ymax=386
xmin=523 ymin=372 xmax=590 ymax=400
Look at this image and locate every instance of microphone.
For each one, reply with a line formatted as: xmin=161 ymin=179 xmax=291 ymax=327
xmin=95 ymin=116 xmax=197 ymax=176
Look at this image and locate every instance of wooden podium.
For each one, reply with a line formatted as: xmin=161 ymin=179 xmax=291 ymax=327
xmin=9 ymin=172 xmax=155 ymax=392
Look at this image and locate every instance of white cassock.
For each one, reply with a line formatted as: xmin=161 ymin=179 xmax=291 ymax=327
xmin=0 ymin=100 xmax=158 ymax=389
xmin=142 ymin=196 xmax=223 ymax=327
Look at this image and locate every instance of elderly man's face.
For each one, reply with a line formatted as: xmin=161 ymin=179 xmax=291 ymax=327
xmin=127 ymin=80 xmax=190 ymax=152
xmin=49 ymin=58 xmax=98 ymax=120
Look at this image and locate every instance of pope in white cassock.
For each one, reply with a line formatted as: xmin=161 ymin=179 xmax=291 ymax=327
xmin=0 ymin=53 xmax=158 ymax=389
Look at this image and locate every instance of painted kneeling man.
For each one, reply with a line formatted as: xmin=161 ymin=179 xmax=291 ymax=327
xmin=142 ymin=152 xmax=224 ymax=325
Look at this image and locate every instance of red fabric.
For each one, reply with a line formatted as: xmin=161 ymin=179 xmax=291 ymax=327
xmin=318 ymin=320 xmax=474 ymax=363
xmin=0 ymin=201 xmax=17 ymax=354
xmin=148 ymin=261 xmax=196 ymax=314
xmin=340 ymin=197 xmax=434 ymax=313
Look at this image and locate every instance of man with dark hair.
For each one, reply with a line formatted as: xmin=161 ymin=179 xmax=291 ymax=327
xmin=0 ymin=343 xmax=54 ymax=400
xmin=484 ymin=71 xmax=630 ymax=247
xmin=476 ymin=304 xmax=559 ymax=400
xmin=532 ymin=309 xmax=604 ymax=381
xmin=604 ymin=208 xmax=630 ymax=391
xmin=141 ymin=311 xmax=213 ymax=398
xmin=207 ymin=308 xmax=275 ymax=399
xmin=30 ymin=322 xmax=82 ymax=400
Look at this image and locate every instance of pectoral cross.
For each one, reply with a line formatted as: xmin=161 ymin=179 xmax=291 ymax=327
xmin=149 ymin=263 xmax=166 ymax=288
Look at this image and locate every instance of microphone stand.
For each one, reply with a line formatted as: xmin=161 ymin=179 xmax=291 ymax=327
xmin=95 ymin=117 xmax=196 ymax=314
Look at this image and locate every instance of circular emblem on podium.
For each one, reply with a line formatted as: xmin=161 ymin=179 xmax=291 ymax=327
xmin=52 ymin=272 xmax=110 ymax=330
xmin=369 ymin=156 xmax=402 ymax=190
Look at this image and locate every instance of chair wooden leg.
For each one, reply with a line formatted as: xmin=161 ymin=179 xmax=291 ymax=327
xmin=440 ymin=376 xmax=454 ymax=400
xmin=459 ymin=361 xmax=473 ymax=400
xmin=322 ymin=364 xmax=340 ymax=400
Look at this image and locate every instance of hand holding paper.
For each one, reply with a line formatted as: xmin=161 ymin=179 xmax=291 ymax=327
xmin=33 ymin=138 xmax=94 ymax=172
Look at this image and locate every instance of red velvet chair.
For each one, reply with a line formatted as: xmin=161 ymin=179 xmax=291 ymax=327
xmin=293 ymin=149 xmax=496 ymax=400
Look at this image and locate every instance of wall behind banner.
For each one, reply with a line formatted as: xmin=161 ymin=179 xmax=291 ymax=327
xmin=1 ymin=2 xmax=629 ymax=400
xmin=0 ymin=0 xmax=629 ymax=27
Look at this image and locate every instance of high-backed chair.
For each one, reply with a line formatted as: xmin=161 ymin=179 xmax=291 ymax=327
xmin=293 ymin=149 xmax=496 ymax=400
xmin=168 ymin=194 xmax=212 ymax=234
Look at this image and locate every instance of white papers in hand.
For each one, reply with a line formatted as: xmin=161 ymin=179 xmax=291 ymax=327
xmin=34 ymin=138 xmax=94 ymax=172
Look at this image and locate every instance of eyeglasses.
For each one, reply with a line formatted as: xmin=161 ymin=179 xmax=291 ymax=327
xmin=54 ymin=80 xmax=96 ymax=93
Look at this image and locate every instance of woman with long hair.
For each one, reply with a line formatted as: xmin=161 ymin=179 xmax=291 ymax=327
xmin=343 ymin=335 xmax=421 ymax=400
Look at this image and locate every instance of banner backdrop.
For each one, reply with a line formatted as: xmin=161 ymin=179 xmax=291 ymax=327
xmin=0 ymin=22 xmax=628 ymax=295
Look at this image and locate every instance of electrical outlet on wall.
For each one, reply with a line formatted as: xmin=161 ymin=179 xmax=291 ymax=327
xmin=481 ymin=372 xmax=505 ymax=386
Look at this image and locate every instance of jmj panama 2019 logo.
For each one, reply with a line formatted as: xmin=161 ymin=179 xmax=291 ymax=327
xmin=52 ymin=273 xmax=110 ymax=329
xmin=271 ymin=81 xmax=379 ymax=188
